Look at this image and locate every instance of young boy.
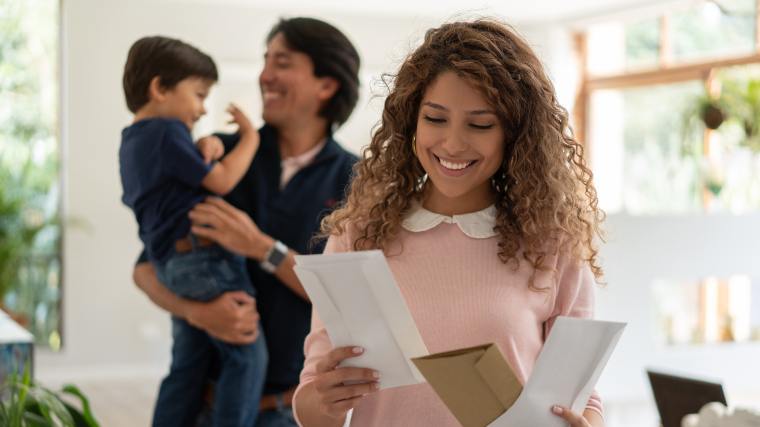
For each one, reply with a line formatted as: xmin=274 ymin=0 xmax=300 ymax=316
xmin=119 ymin=36 xmax=266 ymax=427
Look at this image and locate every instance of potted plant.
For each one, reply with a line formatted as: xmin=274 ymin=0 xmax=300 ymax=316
xmin=684 ymin=91 xmax=727 ymax=131
xmin=720 ymin=77 xmax=760 ymax=152
xmin=0 ymin=368 xmax=100 ymax=427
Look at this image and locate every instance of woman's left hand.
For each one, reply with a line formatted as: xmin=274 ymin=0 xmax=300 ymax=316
xmin=188 ymin=197 xmax=273 ymax=260
xmin=551 ymin=405 xmax=600 ymax=427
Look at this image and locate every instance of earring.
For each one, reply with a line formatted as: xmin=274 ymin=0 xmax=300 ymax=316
xmin=411 ymin=134 xmax=417 ymax=155
xmin=491 ymin=169 xmax=508 ymax=193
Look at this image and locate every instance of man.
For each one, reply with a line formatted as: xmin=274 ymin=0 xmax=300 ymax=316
xmin=133 ymin=17 xmax=360 ymax=427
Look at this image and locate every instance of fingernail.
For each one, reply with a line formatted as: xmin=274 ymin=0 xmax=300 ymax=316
xmin=372 ymin=382 xmax=380 ymax=390
xmin=372 ymin=371 xmax=380 ymax=379
xmin=352 ymin=347 xmax=364 ymax=354
xmin=552 ymin=405 xmax=563 ymax=415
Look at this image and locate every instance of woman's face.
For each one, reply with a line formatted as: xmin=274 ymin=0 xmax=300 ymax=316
xmin=415 ymin=71 xmax=505 ymax=214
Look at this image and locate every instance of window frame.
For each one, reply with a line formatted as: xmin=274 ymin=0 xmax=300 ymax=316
xmin=574 ymin=0 xmax=760 ymax=209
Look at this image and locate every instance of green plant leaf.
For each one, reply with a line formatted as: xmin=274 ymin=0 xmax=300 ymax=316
xmin=61 ymin=385 xmax=99 ymax=427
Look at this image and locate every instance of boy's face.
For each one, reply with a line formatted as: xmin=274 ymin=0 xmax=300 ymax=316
xmin=158 ymin=77 xmax=213 ymax=130
xmin=259 ymin=32 xmax=333 ymax=129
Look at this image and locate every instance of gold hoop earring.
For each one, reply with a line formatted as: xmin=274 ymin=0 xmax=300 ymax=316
xmin=411 ymin=134 xmax=417 ymax=155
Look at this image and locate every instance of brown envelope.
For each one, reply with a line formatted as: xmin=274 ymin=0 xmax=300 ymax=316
xmin=412 ymin=343 xmax=522 ymax=427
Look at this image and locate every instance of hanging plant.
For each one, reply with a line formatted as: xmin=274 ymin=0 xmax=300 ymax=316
xmin=721 ymin=78 xmax=760 ymax=152
xmin=700 ymin=101 xmax=725 ymax=130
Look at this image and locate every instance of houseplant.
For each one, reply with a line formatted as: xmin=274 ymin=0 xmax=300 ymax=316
xmin=720 ymin=77 xmax=760 ymax=152
xmin=0 ymin=368 xmax=100 ymax=427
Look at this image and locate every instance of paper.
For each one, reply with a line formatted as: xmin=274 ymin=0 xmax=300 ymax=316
xmin=294 ymin=250 xmax=428 ymax=390
xmin=489 ymin=317 xmax=626 ymax=427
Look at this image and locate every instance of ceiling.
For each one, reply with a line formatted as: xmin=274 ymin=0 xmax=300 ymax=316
xmin=177 ymin=0 xmax=695 ymax=25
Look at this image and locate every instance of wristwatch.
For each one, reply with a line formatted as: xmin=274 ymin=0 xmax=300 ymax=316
xmin=260 ymin=240 xmax=288 ymax=273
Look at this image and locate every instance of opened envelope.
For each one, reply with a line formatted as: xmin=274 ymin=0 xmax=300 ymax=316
xmin=294 ymin=250 xmax=429 ymax=390
xmin=412 ymin=343 xmax=522 ymax=427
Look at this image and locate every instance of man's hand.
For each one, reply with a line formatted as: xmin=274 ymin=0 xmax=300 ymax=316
xmin=186 ymin=291 xmax=260 ymax=345
xmin=197 ymin=135 xmax=225 ymax=164
xmin=189 ymin=197 xmax=274 ymax=261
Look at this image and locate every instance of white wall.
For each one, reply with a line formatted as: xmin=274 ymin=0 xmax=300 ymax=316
xmin=596 ymin=214 xmax=760 ymax=425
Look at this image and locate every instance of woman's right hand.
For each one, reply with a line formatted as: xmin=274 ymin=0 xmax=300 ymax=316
xmin=311 ymin=346 xmax=380 ymax=420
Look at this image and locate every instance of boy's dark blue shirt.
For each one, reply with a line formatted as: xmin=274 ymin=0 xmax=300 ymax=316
xmin=120 ymin=117 xmax=211 ymax=264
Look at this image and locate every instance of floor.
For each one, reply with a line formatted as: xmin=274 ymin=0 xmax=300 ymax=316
xmin=43 ymin=374 xmax=661 ymax=427
xmin=45 ymin=375 xmax=160 ymax=427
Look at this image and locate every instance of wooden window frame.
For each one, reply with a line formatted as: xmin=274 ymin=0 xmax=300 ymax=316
xmin=574 ymin=0 xmax=760 ymax=207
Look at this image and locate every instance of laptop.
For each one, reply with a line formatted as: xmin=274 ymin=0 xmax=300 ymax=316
xmin=647 ymin=370 xmax=728 ymax=427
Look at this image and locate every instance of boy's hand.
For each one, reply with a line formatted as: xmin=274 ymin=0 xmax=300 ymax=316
xmin=227 ymin=103 xmax=256 ymax=137
xmin=196 ymin=135 xmax=225 ymax=164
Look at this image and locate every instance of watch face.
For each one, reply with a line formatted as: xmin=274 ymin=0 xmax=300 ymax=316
xmin=268 ymin=241 xmax=287 ymax=267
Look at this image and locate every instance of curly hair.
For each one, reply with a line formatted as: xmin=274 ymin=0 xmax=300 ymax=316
xmin=322 ymin=19 xmax=605 ymax=286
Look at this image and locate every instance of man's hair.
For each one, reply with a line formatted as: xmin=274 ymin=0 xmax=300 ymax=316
xmin=267 ymin=18 xmax=361 ymax=130
xmin=122 ymin=36 xmax=218 ymax=113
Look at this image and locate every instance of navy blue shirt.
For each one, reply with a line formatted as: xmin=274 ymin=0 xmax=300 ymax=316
xmin=221 ymin=125 xmax=356 ymax=394
xmin=135 ymin=125 xmax=357 ymax=394
xmin=120 ymin=118 xmax=211 ymax=264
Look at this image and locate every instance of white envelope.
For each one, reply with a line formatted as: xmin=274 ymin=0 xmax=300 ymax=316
xmin=294 ymin=250 xmax=429 ymax=390
xmin=489 ymin=317 xmax=626 ymax=427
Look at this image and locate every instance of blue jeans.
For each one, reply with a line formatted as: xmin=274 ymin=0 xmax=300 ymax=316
xmin=256 ymin=407 xmax=296 ymax=427
xmin=153 ymin=245 xmax=268 ymax=427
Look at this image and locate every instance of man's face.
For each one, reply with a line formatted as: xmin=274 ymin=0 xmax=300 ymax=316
xmin=259 ymin=32 xmax=333 ymax=128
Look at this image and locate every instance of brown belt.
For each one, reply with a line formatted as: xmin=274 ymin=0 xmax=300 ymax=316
xmin=174 ymin=235 xmax=216 ymax=253
xmin=259 ymin=387 xmax=296 ymax=412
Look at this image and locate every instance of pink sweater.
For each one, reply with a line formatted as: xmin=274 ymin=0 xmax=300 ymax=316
xmin=294 ymin=222 xmax=602 ymax=426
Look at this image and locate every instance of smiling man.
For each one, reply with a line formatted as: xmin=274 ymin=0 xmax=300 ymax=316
xmin=132 ymin=17 xmax=360 ymax=427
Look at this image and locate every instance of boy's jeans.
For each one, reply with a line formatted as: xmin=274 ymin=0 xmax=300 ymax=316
xmin=256 ymin=407 xmax=296 ymax=427
xmin=153 ymin=244 xmax=268 ymax=427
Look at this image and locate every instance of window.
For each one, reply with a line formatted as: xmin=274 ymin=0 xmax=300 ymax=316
xmin=579 ymin=0 xmax=760 ymax=214
xmin=0 ymin=0 xmax=62 ymax=349
xmin=653 ymin=275 xmax=760 ymax=346
xmin=590 ymin=81 xmax=705 ymax=213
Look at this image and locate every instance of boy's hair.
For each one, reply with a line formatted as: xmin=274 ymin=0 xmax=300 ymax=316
xmin=123 ymin=36 xmax=218 ymax=113
xmin=267 ymin=17 xmax=360 ymax=130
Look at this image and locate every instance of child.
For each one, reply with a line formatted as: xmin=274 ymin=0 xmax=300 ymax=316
xmin=119 ymin=36 xmax=266 ymax=427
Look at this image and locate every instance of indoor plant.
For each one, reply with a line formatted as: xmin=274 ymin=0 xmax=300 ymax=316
xmin=0 ymin=368 xmax=100 ymax=427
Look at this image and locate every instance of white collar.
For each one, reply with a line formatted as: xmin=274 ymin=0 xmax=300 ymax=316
xmin=401 ymin=202 xmax=498 ymax=239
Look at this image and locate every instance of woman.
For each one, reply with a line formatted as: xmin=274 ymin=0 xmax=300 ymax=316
xmin=292 ymin=19 xmax=606 ymax=427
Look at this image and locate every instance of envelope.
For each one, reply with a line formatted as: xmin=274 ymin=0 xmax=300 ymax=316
xmin=412 ymin=343 xmax=522 ymax=427
xmin=413 ymin=317 xmax=626 ymax=427
xmin=294 ymin=250 xmax=429 ymax=390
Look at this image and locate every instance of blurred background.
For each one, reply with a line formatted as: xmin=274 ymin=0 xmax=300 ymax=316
xmin=2 ymin=0 xmax=760 ymax=425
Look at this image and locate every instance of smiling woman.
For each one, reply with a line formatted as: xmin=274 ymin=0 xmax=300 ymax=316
xmin=293 ymin=18 xmax=606 ymax=427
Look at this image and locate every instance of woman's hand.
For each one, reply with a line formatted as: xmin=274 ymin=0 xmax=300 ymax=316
xmin=311 ymin=346 xmax=380 ymax=420
xmin=551 ymin=405 xmax=604 ymax=427
xmin=186 ymin=291 xmax=260 ymax=345
xmin=189 ymin=197 xmax=274 ymax=261
xmin=196 ymin=135 xmax=225 ymax=164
